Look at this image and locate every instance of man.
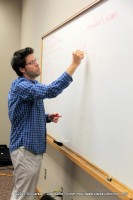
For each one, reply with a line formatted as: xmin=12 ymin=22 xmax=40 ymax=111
xmin=8 ymin=47 xmax=84 ymax=200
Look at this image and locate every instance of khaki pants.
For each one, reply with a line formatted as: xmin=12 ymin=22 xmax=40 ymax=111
xmin=10 ymin=147 xmax=43 ymax=200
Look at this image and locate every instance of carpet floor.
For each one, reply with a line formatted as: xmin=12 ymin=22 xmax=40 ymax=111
xmin=0 ymin=166 xmax=14 ymax=200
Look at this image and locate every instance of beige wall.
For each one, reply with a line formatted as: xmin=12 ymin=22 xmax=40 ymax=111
xmin=0 ymin=0 xmax=21 ymax=145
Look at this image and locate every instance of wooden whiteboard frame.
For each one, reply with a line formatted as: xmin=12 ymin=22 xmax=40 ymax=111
xmin=41 ymin=0 xmax=133 ymax=199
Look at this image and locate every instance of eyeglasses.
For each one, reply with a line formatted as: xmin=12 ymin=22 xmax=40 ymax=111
xmin=26 ymin=58 xmax=39 ymax=66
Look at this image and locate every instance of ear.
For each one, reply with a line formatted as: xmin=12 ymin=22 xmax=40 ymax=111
xmin=19 ymin=67 xmax=26 ymax=74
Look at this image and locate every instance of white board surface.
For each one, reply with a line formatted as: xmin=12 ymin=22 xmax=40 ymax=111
xmin=41 ymin=0 xmax=133 ymax=189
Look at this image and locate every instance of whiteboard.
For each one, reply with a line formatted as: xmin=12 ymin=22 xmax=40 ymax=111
xmin=41 ymin=0 xmax=133 ymax=189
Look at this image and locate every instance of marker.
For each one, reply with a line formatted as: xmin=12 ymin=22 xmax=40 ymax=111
xmin=53 ymin=140 xmax=63 ymax=146
xmin=53 ymin=113 xmax=62 ymax=117
xmin=107 ymin=177 xmax=112 ymax=182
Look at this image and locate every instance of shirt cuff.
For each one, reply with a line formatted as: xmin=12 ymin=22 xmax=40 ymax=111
xmin=45 ymin=114 xmax=51 ymax=123
xmin=62 ymin=72 xmax=73 ymax=83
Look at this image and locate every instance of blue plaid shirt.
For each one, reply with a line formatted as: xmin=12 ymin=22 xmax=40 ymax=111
xmin=8 ymin=72 xmax=72 ymax=154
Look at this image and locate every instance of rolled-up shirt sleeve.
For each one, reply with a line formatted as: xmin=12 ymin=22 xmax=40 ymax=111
xmin=15 ymin=72 xmax=73 ymax=101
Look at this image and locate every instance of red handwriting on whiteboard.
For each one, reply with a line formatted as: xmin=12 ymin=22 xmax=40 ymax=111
xmin=85 ymin=12 xmax=119 ymax=32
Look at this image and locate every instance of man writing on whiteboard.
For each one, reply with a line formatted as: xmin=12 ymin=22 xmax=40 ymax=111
xmin=8 ymin=47 xmax=84 ymax=200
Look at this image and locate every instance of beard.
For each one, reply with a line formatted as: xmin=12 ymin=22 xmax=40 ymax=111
xmin=24 ymin=68 xmax=41 ymax=80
